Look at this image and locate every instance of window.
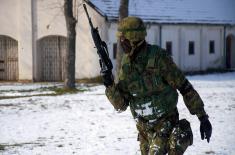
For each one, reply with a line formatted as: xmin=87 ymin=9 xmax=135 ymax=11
xmin=209 ymin=40 xmax=215 ymax=54
xmin=188 ymin=41 xmax=194 ymax=55
xmin=113 ymin=43 xmax=117 ymax=59
xmin=165 ymin=41 xmax=172 ymax=55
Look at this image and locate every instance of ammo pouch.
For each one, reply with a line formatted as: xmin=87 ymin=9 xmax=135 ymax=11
xmin=169 ymin=119 xmax=193 ymax=150
xmin=178 ymin=119 xmax=193 ymax=145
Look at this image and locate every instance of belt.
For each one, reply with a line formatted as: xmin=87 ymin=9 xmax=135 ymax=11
xmin=136 ymin=115 xmax=159 ymax=131
xmin=136 ymin=108 xmax=179 ymax=131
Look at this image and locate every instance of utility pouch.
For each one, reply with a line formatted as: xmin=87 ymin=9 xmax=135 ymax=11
xmin=169 ymin=119 xmax=193 ymax=152
xmin=178 ymin=119 xmax=193 ymax=145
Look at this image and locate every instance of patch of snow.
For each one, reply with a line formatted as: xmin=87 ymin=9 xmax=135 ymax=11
xmin=0 ymin=72 xmax=234 ymax=155
xmin=135 ymin=101 xmax=154 ymax=117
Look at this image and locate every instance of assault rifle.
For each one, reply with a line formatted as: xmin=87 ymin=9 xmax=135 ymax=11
xmin=83 ymin=4 xmax=113 ymax=74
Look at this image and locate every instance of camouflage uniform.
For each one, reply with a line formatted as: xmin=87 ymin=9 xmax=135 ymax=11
xmin=105 ymin=17 xmax=207 ymax=155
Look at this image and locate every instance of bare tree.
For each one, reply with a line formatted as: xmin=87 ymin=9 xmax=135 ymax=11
xmin=64 ymin=0 xmax=77 ymax=89
xmin=115 ymin=0 xmax=129 ymax=81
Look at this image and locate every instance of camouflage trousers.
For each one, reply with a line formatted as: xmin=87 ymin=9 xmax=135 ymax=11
xmin=136 ymin=110 xmax=193 ymax=155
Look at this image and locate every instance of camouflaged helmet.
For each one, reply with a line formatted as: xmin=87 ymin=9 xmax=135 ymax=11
xmin=117 ymin=16 xmax=147 ymax=42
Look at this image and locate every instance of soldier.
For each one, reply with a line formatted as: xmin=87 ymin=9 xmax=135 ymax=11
xmin=102 ymin=17 xmax=212 ymax=155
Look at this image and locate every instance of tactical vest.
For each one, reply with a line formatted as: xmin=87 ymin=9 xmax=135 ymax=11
xmin=120 ymin=45 xmax=178 ymax=121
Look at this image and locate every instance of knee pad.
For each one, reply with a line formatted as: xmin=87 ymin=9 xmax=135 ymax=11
xmin=168 ymin=119 xmax=193 ymax=153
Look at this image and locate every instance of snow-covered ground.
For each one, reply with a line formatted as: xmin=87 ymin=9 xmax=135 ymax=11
xmin=0 ymin=72 xmax=235 ymax=155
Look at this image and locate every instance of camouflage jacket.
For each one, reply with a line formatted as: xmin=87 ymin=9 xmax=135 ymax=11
xmin=106 ymin=44 xmax=206 ymax=121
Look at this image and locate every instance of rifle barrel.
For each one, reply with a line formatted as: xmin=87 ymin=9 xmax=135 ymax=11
xmin=83 ymin=4 xmax=94 ymax=29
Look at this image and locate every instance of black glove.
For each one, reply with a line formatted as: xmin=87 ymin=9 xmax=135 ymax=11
xmin=101 ymin=70 xmax=113 ymax=87
xmin=199 ymin=115 xmax=212 ymax=143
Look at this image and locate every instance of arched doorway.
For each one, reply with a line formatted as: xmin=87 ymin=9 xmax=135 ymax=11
xmin=226 ymin=35 xmax=235 ymax=69
xmin=0 ymin=35 xmax=18 ymax=81
xmin=37 ymin=36 xmax=67 ymax=81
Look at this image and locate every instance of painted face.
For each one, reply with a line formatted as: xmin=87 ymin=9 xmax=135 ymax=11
xmin=120 ymin=35 xmax=132 ymax=54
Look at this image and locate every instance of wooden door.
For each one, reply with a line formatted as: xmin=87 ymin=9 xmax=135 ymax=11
xmin=0 ymin=36 xmax=18 ymax=81
xmin=38 ymin=36 xmax=67 ymax=81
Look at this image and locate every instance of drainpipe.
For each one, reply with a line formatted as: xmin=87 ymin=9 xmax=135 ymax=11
xmin=224 ymin=26 xmax=226 ymax=68
xmin=178 ymin=27 xmax=182 ymax=70
xmin=199 ymin=26 xmax=203 ymax=71
xmin=31 ymin=0 xmax=37 ymax=81
xmin=159 ymin=24 xmax=162 ymax=47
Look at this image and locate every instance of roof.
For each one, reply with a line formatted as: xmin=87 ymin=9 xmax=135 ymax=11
xmin=86 ymin=0 xmax=235 ymax=25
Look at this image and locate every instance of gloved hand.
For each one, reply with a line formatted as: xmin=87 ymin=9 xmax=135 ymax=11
xmin=199 ymin=115 xmax=212 ymax=143
xmin=101 ymin=70 xmax=113 ymax=87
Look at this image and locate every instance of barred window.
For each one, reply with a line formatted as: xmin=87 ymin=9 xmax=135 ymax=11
xmin=188 ymin=41 xmax=195 ymax=55
xmin=166 ymin=41 xmax=172 ymax=55
xmin=209 ymin=40 xmax=215 ymax=54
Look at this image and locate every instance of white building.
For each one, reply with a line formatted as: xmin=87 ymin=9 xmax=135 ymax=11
xmin=0 ymin=0 xmax=235 ymax=81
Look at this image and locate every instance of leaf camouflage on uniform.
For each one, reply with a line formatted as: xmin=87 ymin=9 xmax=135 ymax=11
xmin=103 ymin=16 xmax=212 ymax=155
xmin=106 ymin=44 xmax=206 ymax=118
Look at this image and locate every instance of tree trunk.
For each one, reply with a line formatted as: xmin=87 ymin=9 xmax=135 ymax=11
xmin=119 ymin=0 xmax=129 ymax=20
xmin=115 ymin=0 xmax=129 ymax=82
xmin=64 ymin=0 xmax=76 ymax=89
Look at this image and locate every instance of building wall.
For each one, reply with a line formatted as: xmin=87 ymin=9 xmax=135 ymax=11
xmin=0 ymin=0 xmax=104 ymax=81
xmin=108 ymin=24 xmax=226 ymax=72
xmin=201 ymin=26 xmax=224 ymax=70
xmin=226 ymin=26 xmax=235 ymax=37
xmin=76 ymin=3 xmax=109 ymax=79
xmin=0 ymin=0 xmax=19 ymax=40
xmin=35 ymin=0 xmax=67 ymax=81
xmin=225 ymin=26 xmax=235 ymax=68
xmin=146 ymin=24 xmax=160 ymax=45
xmin=18 ymin=0 xmax=33 ymax=80
xmin=161 ymin=25 xmax=180 ymax=66
xmin=37 ymin=0 xmax=66 ymax=39
xmin=0 ymin=0 xmax=33 ymax=80
xmin=181 ymin=26 xmax=201 ymax=71
xmin=36 ymin=0 xmax=105 ymax=79
xmin=0 ymin=1 xmax=234 ymax=81
xmin=107 ymin=22 xmax=118 ymax=71
xmin=160 ymin=25 xmax=224 ymax=71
